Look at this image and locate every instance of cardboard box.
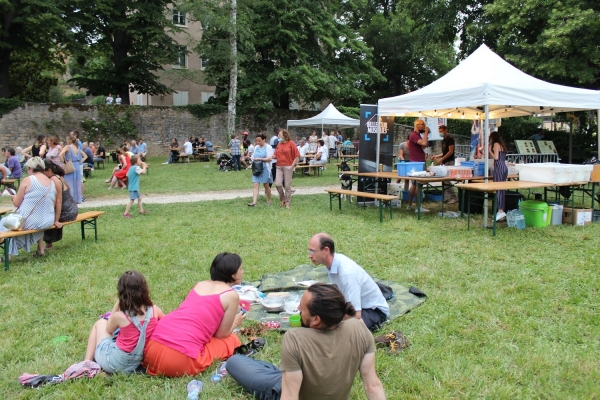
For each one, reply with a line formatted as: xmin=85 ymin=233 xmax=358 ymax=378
xmin=562 ymin=208 xmax=592 ymax=226
xmin=591 ymin=165 xmax=600 ymax=182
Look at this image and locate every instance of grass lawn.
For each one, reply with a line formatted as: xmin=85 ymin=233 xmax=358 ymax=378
xmin=0 ymin=158 xmax=598 ymax=399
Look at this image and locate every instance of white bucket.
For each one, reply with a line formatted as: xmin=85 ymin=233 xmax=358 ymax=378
xmin=455 ymin=158 xmax=466 ymax=166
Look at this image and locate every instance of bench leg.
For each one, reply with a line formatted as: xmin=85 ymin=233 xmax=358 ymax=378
xmin=2 ymin=238 xmax=9 ymax=271
xmin=80 ymin=217 xmax=99 ymax=242
xmin=329 ymin=192 xmax=333 ymax=211
xmin=378 ymin=200 xmax=383 ymax=222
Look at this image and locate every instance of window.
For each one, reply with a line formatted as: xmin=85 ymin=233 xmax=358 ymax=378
xmin=201 ymin=58 xmax=209 ymax=70
xmin=173 ymin=46 xmax=187 ymax=68
xmin=173 ymin=91 xmax=189 ymax=106
xmin=201 ymin=92 xmax=215 ymax=104
xmin=173 ymin=9 xmax=186 ymax=26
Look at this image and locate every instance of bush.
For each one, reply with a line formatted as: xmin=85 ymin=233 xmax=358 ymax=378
xmin=48 ymin=86 xmax=66 ymax=103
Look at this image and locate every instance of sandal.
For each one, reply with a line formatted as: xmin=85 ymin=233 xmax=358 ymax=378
xmin=32 ymin=251 xmax=46 ymax=258
xmin=233 ymin=337 xmax=266 ymax=357
xmin=123 ymin=213 xmax=132 ymax=218
xmin=247 ymin=203 xmax=256 ymax=207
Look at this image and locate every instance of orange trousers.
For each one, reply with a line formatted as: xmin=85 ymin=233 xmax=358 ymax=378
xmin=143 ymin=335 xmax=241 ymax=377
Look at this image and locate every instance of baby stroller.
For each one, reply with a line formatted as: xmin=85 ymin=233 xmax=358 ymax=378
xmin=218 ymin=153 xmax=234 ymax=171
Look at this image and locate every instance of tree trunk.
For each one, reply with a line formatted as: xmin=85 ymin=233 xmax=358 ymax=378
xmin=112 ymin=17 xmax=132 ymax=104
xmin=278 ymin=92 xmax=290 ymax=110
xmin=226 ymin=0 xmax=237 ymax=136
xmin=0 ymin=48 xmax=12 ymax=98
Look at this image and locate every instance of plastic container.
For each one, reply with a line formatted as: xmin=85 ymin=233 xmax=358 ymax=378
xmin=396 ymin=162 xmax=425 ymax=176
xmin=513 ymin=163 xmax=594 ymax=183
xmin=461 ymin=161 xmax=485 ymax=176
xmin=519 ymin=200 xmax=549 ymax=227
xmin=455 ymin=158 xmax=466 ymax=166
xmin=446 ymin=166 xmax=473 ymax=178
xmin=429 ymin=165 xmax=448 ymax=177
xmin=424 ymin=190 xmax=443 ymax=202
xmin=261 ymin=297 xmax=285 ymax=313
xmin=550 ymin=204 xmax=563 ymax=225
xmin=289 ymin=314 xmax=301 ymax=327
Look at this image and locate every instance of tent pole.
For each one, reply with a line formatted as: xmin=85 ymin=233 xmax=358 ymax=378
xmin=375 ymin=110 xmax=380 ymax=169
xmin=483 ymin=105 xmax=490 ymax=227
xmin=597 ymin=109 xmax=600 ymax=159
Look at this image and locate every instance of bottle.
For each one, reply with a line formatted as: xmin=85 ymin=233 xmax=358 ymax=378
xmin=187 ymin=379 xmax=203 ymax=400
xmin=379 ymin=163 xmax=383 ymax=172
xmin=210 ymin=361 xmax=228 ymax=382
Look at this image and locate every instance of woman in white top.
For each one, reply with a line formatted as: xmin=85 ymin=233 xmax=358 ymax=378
xmin=308 ymin=131 xmax=318 ymax=152
xmin=309 ymin=139 xmax=328 ymax=166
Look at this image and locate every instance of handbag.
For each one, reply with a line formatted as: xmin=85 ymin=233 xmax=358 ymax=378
xmin=252 ymin=160 xmax=264 ymax=177
xmin=1 ymin=185 xmax=52 ymax=231
xmin=63 ymin=160 xmax=76 ymax=174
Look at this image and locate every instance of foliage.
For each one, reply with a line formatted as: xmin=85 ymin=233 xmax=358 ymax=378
xmin=65 ymin=0 xmax=182 ymax=103
xmin=483 ymin=0 xmax=600 ymax=89
xmin=184 ymin=103 xmax=228 ymax=121
xmin=0 ymin=162 xmax=598 ymax=399
xmin=337 ymin=106 xmax=360 ymax=120
xmin=90 ymin=96 xmax=106 ymax=105
xmin=193 ymin=0 xmax=384 ymax=109
xmin=48 ymin=86 xmax=66 ymax=103
xmin=0 ymin=98 xmax=22 ymax=117
xmin=81 ymin=106 xmax=137 ymax=143
xmin=0 ymin=0 xmax=67 ymax=98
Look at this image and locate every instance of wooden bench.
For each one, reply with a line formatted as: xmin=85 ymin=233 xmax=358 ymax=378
xmin=83 ymin=166 xmax=93 ymax=178
xmin=295 ymin=164 xmax=324 ymax=176
xmin=1 ymin=178 xmax=19 ymax=191
xmin=325 ymin=189 xmax=398 ymax=222
xmin=0 ymin=211 xmax=105 ymax=271
xmin=95 ymin=159 xmax=105 ymax=169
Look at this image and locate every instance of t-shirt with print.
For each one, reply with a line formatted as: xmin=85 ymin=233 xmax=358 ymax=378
xmin=127 ymin=165 xmax=143 ymax=192
xmin=280 ymin=317 xmax=375 ymax=400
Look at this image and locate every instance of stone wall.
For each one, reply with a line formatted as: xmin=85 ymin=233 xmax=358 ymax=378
xmin=0 ymin=104 xmax=467 ymax=155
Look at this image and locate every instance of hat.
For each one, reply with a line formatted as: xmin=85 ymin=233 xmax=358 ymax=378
xmin=243 ymin=131 xmax=248 ymax=136
xmin=24 ymin=156 xmax=45 ymax=170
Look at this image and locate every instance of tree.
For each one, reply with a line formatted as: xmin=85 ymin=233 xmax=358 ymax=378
xmin=197 ymin=0 xmax=383 ymax=110
xmin=0 ymin=0 xmax=66 ymax=98
xmin=482 ymin=0 xmax=600 ymax=89
xmin=66 ymin=0 xmax=181 ymax=104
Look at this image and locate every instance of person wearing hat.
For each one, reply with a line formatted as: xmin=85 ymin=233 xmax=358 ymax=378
xmin=0 ymin=157 xmax=57 ymax=259
xmin=242 ymin=131 xmax=251 ymax=149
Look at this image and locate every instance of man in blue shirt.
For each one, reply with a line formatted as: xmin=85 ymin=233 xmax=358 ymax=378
xmin=130 ymin=140 xmax=139 ymax=155
xmin=82 ymin=142 xmax=95 ymax=168
xmin=307 ymin=232 xmax=389 ymax=331
xmin=5 ymin=148 xmax=22 ymax=178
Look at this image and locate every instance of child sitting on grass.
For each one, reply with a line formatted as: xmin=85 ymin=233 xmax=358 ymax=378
xmin=84 ymin=270 xmax=164 ymax=373
xmin=123 ymin=155 xmax=148 ymax=218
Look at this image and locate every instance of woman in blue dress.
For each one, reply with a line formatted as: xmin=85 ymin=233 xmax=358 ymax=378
xmin=248 ymin=133 xmax=273 ymax=207
xmin=59 ymin=136 xmax=83 ymax=204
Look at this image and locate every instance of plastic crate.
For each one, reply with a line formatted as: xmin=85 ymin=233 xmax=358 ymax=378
xmin=424 ymin=190 xmax=443 ymax=202
xmin=593 ymin=210 xmax=600 ymax=223
xmin=396 ymin=162 xmax=425 ymax=176
xmin=461 ymin=161 xmax=485 ymax=176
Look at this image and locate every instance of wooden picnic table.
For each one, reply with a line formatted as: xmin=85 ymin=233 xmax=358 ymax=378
xmin=0 ymin=207 xmax=14 ymax=215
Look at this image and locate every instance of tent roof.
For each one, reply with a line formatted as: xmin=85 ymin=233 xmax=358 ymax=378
xmin=287 ymin=103 xmax=360 ymax=128
xmin=378 ymin=44 xmax=600 ymax=119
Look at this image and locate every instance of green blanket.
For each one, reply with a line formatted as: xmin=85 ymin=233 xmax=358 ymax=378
xmin=244 ymin=264 xmax=427 ymax=327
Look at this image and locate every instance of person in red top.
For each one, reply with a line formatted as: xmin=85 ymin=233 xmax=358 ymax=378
xmin=273 ymin=129 xmax=300 ymax=209
xmin=407 ymin=119 xmax=429 ymax=210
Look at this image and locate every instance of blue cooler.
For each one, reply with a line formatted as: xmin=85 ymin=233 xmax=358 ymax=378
xmin=396 ymin=162 xmax=425 ymax=176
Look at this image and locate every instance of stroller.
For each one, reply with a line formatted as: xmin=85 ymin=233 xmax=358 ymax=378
xmin=218 ymin=152 xmax=234 ymax=171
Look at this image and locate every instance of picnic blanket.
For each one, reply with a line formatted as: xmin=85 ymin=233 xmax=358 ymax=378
xmin=244 ymin=264 xmax=427 ymax=326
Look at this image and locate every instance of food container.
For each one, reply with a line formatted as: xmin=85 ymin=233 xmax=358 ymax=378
xmin=461 ymin=161 xmax=485 ymax=176
xmin=261 ymin=297 xmax=285 ymax=313
xmin=260 ymin=316 xmax=281 ymax=329
xmin=289 ymin=314 xmax=301 ymax=327
xmin=396 ymin=162 xmax=425 ymax=176
xmin=429 ymin=165 xmax=448 ymax=177
xmin=446 ymin=166 xmax=473 ymax=178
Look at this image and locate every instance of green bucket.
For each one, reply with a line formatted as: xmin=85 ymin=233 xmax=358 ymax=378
xmin=519 ymin=200 xmax=549 ymax=228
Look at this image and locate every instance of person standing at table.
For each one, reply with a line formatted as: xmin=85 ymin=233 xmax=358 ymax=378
xmin=407 ymin=119 xmax=429 ymax=212
xmin=489 ymin=131 xmax=508 ymax=221
xmin=396 ymin=139 xmax=411 ymax=191
xmin=431 ymin=125 xmax=457 ymax=204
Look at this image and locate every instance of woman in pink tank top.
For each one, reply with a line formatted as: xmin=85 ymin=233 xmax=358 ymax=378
xmin=143 ymin=253 xmax=245 ymax=377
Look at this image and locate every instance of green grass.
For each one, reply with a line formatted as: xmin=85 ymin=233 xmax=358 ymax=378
xmin=0 ymin=160 xmax=598 ymax=399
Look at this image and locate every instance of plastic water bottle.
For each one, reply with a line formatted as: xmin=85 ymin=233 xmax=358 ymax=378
xmin=210 ymin=361 xmax=228 ymax=382
xmin=187 ymin=379 xmax=203 ymax=400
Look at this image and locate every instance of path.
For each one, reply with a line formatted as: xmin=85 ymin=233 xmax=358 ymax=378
xmin=79 ymin=184 xmax=337 ymax=208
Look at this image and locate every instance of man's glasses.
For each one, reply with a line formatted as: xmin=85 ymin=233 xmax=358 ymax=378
xmin=307 ymin=248 xmax=322 ymax=255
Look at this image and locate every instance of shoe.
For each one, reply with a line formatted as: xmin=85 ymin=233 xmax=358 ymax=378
xmin=162 ymin=162 xmax=169 ymax=165
xmin=123 ymin=213 xmax=132 ymax=218
xmin=406 ymin=205 xmax=413 ymax=210
xmin=266 ymin=201 xmax=272 ymax=206
xmin=446 ymin=199 xmax=458 ymax=204
xmin=139 ymin=210 xmax=149 ymax=215
xmin=375 ymin=331 xmax=409 ymax=354
xmin=104 ymin=179 xmax=110 ymax=183
xmin=81 ymin=196 xmax=86 ymax=202
xmin=290 ymin=189 xmax=296 ymax=194
xmin=415 ymin=207 xmax=429 ymax=213
xmin=32 ymin=251 xmax=46 ymax=258
xmin=247 ymin=203 xmax=256 ymax=207
xmin=82 ymin=178 xmax=87 ymax=183
xmin=495 ymin=211 xmax=507 ymax=221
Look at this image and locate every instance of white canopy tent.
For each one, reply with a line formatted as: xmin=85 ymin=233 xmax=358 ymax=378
xmin=377 ymin=44 xmax=600 ymax=223
xmin=287 ymin=103 xmax=360 ymax=131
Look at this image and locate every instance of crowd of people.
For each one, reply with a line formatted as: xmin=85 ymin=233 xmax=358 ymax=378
xmin=83 ymin=233 xmax=394 ymax=399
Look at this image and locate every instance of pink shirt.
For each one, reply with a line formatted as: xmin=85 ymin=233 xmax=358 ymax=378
xmin=115 ymin=307 xmax=158 ymax=353
xmin=150 ymin=289 xmax=229 ymax=358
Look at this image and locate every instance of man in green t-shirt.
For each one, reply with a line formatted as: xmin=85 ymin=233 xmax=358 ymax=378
xmin=226 ymin=283 xmax=386 ymax=400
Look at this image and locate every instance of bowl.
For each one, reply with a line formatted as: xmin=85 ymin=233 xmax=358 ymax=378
xmin=261 ymin=297 xmax=285 ymax=313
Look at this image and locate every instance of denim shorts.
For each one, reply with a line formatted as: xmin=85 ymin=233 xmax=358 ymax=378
xmin=95 ymin=336 xmax=143 ymax=374
xmin=129 ymin=190 xmax=140 ymax=200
